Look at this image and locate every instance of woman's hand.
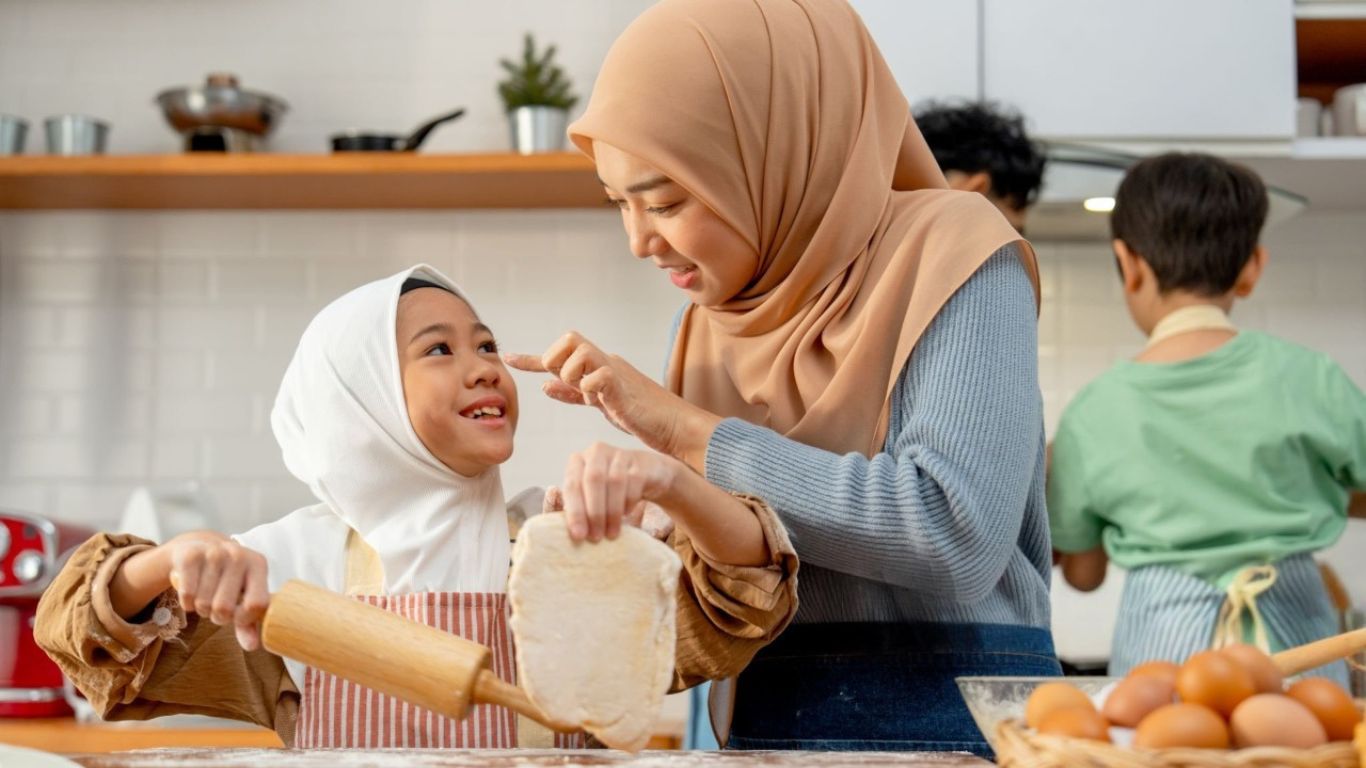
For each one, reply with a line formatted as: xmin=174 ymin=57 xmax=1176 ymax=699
xmin=113 ymin=531 xmax=271 ymax=651
xmin=505 ymin=332 xmax=721 ymax=471
xmin=545 ymin=442 xmax=687 ymax=543
xmin=543 ymin=487 xmax=675 ymax=541
xmin=548 ymin=442 xmax=769 ymax=567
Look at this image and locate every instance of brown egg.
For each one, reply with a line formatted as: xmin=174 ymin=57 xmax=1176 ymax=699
xmin=1286 ymin=678 xmax=1359 ymax=742
xmin=1025 ymin=682 xmax=1095 ymax=729
xmin=1037 ymin=707 xmax=1111 ymax=742
xmin=1176 ymin=650 xmax=1256 ymax=717
xmin=1129 ymin=660 xmax=1180 ymax=687
xmin=1102 ymin=673 xmax=1176 ymax=727
xmin=1229 ymin=693 xmax=1327 ymax=749
xmin=1134 ymin=703 xmax=1231 ymax=749
xmin=1219 ymin=643 xmax=1284 ymax=693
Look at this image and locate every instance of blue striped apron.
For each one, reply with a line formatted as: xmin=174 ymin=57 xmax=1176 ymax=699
xmin=1109 ymin=553 xmax=1349 ymax=686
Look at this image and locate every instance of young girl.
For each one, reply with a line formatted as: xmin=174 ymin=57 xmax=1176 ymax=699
xmin=37 ymin=264 xmax=797 ymax=749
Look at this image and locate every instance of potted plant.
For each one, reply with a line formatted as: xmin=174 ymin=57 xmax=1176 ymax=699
xmin=498 ymin=34 xmax=579 ymax=154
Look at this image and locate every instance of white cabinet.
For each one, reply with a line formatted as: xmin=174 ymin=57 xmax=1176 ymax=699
xmin=849 ymin=0 xmax=980 ymax=105
xmin=981 ymin=0 xmax=1296 ymax=140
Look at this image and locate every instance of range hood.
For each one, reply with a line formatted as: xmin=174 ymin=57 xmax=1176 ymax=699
xmin=1028 ymin=143 xmax=1309 ymax=242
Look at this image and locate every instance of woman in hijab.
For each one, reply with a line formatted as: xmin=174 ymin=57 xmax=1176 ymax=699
xmin=508 ymin=0 xmax=1061 ymax=754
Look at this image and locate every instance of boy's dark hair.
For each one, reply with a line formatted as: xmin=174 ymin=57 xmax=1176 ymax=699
xmin=1111 ymin=152 xmax=1268 ymax=296
xmin=914 ymin=100 xmax=1046 ymax=210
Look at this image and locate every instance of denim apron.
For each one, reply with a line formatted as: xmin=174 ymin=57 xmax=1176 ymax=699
xmin=725 ymin=621 xmax=1060 ymax=758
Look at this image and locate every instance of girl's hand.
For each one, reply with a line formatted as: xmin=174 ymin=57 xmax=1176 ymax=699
xmin=159 ymin=532 xmax=271 ymax=651
xmin=548 ymin=443 xmax=687 ymax=543
xmin=505 ymin=333 xmax=721 ymax=470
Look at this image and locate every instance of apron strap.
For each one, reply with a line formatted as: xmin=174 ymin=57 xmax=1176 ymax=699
xmin=337 ymin=530 xmax=577 ymax=747
xmin=344 ymin=529 xmax=385 ymax=596
xmin=1212 ymin=565 xmax=1278 ymax=652
xmin=1145 ymin=304 xmax=1236 ymax=349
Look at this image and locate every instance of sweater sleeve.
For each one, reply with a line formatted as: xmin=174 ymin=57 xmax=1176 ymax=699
xmin=702 ymin=246 xmax=1041 ymax=602
xmin=34 ymin=533 xmax=300 ymax=745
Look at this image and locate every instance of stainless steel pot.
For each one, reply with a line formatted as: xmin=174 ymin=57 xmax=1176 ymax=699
xmin=155 ymin=73 xmax=287 ymax=152
xmin=44 ymin=115 xmax=109 ymax=156
xmin=0 ymin=114 xmax=27 ymax=155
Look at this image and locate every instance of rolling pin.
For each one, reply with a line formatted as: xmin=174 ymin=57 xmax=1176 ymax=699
xmin=259 ymin=579 xmax=573 ymax=731
xmin=1271 ymin=626 xmax=1366 ymax=677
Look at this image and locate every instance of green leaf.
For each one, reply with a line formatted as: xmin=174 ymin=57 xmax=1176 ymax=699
xmin=497 ymin=31 xmax=579 ymax=111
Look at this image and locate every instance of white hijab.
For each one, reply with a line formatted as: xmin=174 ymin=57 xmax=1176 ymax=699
xmin=241 ymin=264 xmax=510 ymax=596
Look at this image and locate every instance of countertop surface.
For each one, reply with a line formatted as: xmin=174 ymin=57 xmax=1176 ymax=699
xmin=64 ymin=749 xmax=991 ymax=767
xmin=0 ymin=718 xmax=282 ymax=753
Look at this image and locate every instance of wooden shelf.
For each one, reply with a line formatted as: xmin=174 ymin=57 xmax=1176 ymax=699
xmin=0 ymin=153 xmax=604 ymax=210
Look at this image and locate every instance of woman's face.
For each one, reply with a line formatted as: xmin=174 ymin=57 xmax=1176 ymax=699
xmin=595 ymin=141 xmax=760 ymax=307
xmin=395 ymin=288 xmax=519 ymax=477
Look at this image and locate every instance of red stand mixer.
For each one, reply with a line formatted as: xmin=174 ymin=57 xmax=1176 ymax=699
xmin=0 ymin=511 xmax=95 ymax=717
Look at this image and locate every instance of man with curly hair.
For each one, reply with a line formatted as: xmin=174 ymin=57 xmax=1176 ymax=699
xmin=915 ymin=100 xmax=1046 ymax=235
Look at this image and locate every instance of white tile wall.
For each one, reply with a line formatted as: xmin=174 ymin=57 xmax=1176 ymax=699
xmin=2 ymin=0 xmax=1365 ymax=675
xmin=0 ymin=209 xmax=683 ymax=530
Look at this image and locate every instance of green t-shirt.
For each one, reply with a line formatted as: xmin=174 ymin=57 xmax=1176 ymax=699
xmin=1047 ymin=331 xmax=1366 ymax=587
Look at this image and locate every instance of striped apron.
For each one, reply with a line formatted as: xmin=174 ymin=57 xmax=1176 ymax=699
xmin=1109 ymin=553 xmax=1350 ymax=687
xmin=295 ymin=530 xmax=584 ymax=748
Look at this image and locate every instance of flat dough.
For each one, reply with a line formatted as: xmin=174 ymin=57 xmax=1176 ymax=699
xmin=0 ymin=745 xmax=82 ymax=768
xmin=508 ymin=513 xmax=682 ymax=752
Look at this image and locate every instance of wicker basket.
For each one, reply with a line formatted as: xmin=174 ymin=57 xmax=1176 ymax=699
xmin=994 ymin=719 xmax=1362 ymax=768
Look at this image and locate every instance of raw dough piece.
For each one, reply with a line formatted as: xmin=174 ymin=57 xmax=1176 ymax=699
xmin=508 ymin=513 xmax=682 ymax=752
xmin=0 ymin=745 xmax=82 ymax=768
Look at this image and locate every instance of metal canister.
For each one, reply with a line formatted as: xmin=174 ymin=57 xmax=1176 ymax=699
xmin=44 ymin=114 xmax=109 ymax=156
xmin=0 ymin=114 xmax=27 ymax=155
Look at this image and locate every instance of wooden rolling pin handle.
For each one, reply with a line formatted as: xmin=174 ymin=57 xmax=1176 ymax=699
xmin=473 ymin=669 xmax=578 ymax=733
xmin=260 ymin=580 xmax=575 ymax=733
xmin=261 ymin=580 xmax=488 ymax=721
xmin=1271 ymin=626 xmax=1366 ymax=677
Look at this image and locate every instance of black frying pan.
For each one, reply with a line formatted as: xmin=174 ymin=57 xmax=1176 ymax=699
xmin=331 ymin=108 xmax=466 ymax=152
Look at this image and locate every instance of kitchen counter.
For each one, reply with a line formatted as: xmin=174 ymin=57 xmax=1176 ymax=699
xmin=0 ymin=718 xmax=283 ymax=753
xmin=65 ymin=749 xmax=990 ymax=767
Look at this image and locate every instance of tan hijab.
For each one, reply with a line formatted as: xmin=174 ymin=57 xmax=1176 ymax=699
xmin=569 ymin=0 xmax=1039 ymax=457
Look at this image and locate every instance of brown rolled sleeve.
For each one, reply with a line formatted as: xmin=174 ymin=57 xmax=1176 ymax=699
xmin=669 ymin=494 xmax=799 ymax=691
xmin=34 ymin=533 xmax=300 ymax=745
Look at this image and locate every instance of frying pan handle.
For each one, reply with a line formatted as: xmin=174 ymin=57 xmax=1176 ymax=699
xmin=402 ymin=108 xmax=467 ymax=151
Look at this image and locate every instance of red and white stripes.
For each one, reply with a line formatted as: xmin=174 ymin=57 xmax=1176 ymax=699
xmin=295 ymin=592 xmax=517 ymax=748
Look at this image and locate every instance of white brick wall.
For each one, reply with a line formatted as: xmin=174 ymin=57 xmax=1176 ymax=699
xmin=0 ymin=209 xmax=681 ymax=531
xmin=3 ymin=211 xmax=1361 ymax=574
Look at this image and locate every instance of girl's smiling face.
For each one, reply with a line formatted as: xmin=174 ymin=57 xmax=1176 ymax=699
xmin=396 ymin=287 xmax=519 ymax=477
